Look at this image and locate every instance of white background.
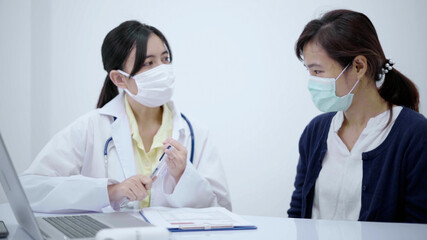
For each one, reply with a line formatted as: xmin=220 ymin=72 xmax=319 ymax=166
xmin=1 ymin=0 xmax=426 ymax=217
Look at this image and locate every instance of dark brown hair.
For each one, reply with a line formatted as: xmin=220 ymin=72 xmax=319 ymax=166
xmin=296 ymin=9 xmax=419 ymax=112
xmin=97 ymin=21 xmax=172 ymax=108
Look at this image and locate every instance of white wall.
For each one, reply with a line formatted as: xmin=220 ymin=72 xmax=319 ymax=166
xmin=1 ymin=0 xmax=426 ymax=216
xmin=0 ymin=0 xmax=32 ymax=204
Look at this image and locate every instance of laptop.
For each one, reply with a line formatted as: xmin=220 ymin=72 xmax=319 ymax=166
xmin=0 ymin=134 xmax=152 ymax=240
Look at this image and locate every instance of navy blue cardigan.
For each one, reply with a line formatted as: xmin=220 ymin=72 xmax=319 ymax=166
xmin=287 ymin=107 xmax=427 ymax=223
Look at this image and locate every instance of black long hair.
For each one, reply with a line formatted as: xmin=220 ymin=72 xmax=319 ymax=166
xmin=295 ymin=9 xmax=419 ymax=112
xmin=97 ymin=20 xmax=173 ymax=108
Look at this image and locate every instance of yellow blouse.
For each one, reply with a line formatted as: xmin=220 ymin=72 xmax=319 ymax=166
xmin=124 ymin=96 xmax=173 ymax=207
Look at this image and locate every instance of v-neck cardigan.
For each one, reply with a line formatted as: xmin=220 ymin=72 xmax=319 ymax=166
xmin=287 ymin=107 xmax=427 ymax=223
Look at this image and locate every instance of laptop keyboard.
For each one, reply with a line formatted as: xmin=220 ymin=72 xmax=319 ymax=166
xmin=40 ymin=228 xmax=51 ymax=239
xmin=43 ymin=215 xmax=110 ymax=239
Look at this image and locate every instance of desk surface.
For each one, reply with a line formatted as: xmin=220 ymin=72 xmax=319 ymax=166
xmin=1 ymin=203 xmax=426 ymax=240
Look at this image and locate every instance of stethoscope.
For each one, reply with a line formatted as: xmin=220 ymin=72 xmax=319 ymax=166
xmin=103 ymin=113 xmax=194 ymax=178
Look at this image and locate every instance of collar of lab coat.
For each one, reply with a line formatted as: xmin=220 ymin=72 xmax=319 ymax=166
xmin=97 ymin=92 xmax=189 ymax=178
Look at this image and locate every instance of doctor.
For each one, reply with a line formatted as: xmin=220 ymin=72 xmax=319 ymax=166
xmin=21 ymin=20 xmax=231 ymax=213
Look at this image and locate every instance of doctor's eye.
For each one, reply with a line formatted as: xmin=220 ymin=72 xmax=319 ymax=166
xmin=162 ymin=56 xmax=171 ymax=63
xmin=144 ymin=61 xmax=153 ymax=67
xmin=313 ymin=70 xmax=322 ymax=75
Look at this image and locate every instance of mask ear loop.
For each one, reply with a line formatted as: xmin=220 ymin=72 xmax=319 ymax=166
xmin=347 ymin=78 xmax=360 ymax=95
xmin=335 ymin=64 xmax=351 ymax=81
xmin=335 ymin=63 xmax=359 ymax=95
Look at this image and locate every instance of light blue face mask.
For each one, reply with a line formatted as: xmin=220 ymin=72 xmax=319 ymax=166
xmin=308 ymin=64 xmax=360 ymax=112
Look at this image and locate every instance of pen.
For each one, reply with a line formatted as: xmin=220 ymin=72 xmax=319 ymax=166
xmin=139 ymin=209 xmax=151 ymax=223
xmin=150 ymin=145 xmax=173 ymax=178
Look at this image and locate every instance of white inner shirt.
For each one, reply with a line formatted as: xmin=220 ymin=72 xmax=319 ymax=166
xmin=311 ymin=106 xmax=402 ymax=220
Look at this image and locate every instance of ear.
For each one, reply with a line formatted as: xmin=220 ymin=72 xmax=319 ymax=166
xmin=109 ymin=70 xmax=128 ymax=89
xmin=352 ymin=55 xmax=368 ymax=80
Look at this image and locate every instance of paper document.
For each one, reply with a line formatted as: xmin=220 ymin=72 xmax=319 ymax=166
xmin=139 ymin=207 xmax=257 ymax=232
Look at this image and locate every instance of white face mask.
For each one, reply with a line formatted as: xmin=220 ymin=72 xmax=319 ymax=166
xmin=118 ymin=64 xmax=175 ymax=108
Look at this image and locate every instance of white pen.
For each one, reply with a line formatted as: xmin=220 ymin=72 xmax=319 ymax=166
xmin=150 ymin=145 xmax=173 ymax=178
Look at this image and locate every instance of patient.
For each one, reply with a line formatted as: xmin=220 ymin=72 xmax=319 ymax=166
xmin=288 ymin=9 xmax=427 ymax=223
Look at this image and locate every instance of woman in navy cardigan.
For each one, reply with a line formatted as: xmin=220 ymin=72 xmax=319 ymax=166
xmin=288 ymin=9 xmax=427 ymax=223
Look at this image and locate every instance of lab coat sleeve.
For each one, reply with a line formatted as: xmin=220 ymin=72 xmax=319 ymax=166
xmin=152 ymin=127 xmax=232 ymax=211
xmin=20 ymin=112 xmax=111 ymax=213
xmin=20 ymin=175 xmax=109 ymax=213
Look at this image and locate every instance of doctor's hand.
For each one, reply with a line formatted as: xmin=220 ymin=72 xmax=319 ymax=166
xmin=163 ymin=138 xmax=187 ymax=183
xmin=107 ymin=175 xmax=155 ymax=207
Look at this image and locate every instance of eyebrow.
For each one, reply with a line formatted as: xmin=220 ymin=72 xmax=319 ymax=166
xmin=305 ymin=63 xmax=323 ymax=68
xmin=146 ymin=50 xmax=169 ymax=59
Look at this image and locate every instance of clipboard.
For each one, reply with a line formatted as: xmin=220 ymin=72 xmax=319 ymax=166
xmin=139 ymin=207 xmax=257 ymax=232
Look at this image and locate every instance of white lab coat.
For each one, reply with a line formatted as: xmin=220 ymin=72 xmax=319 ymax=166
xmin=20 ymin=93 xmax=231 ymax=213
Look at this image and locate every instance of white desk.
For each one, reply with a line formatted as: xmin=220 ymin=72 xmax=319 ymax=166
xmin=1 ymin=203 xmax=427 ymax=240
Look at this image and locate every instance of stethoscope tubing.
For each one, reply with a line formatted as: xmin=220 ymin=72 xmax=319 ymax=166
xmin=103 ymin=113 xmax=194 ymax=178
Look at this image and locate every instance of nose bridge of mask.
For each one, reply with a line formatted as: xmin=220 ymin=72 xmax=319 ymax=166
xmin=308 ymin=63 xmax=350 ymax=87
xmin=143 ymin=64 xmax=173 ymax=76
xmin=118 ymin=64 xmax=173 ymax=79
xmin=117 ymin=65 xmax=173 ymax=90
xmin=139 ymin=66 xmax=174 ymax=89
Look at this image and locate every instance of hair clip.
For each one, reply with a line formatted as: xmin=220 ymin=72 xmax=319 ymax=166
xmin=378 ymin=58 xmax=394 ymax=80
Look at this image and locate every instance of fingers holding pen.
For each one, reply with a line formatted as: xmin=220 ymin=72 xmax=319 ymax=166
xmin=162 ymin=138 xmax=187 ymax=182
xmin=107 ymin=174 xmax=153 ymax=204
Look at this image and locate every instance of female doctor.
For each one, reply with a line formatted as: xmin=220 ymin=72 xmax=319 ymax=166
xmin=20 ymin=20 xmax=231 ymax=212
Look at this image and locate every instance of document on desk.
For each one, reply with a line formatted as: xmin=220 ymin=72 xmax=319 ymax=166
xmin=139 ymin=207 xmax=257 ymax=232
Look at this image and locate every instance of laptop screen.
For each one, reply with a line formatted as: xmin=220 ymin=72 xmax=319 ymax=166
xmin=0 ymin=134 xmax=44 ymax=240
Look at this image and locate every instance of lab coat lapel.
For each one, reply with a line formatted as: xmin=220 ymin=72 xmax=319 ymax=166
xmin=99 ymin=93 xmax=136 ymax=179
xmin=111 ymin=117 xmax=136 ymax=179
xmin=168 ymin=101 xmax=187 ymax=144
